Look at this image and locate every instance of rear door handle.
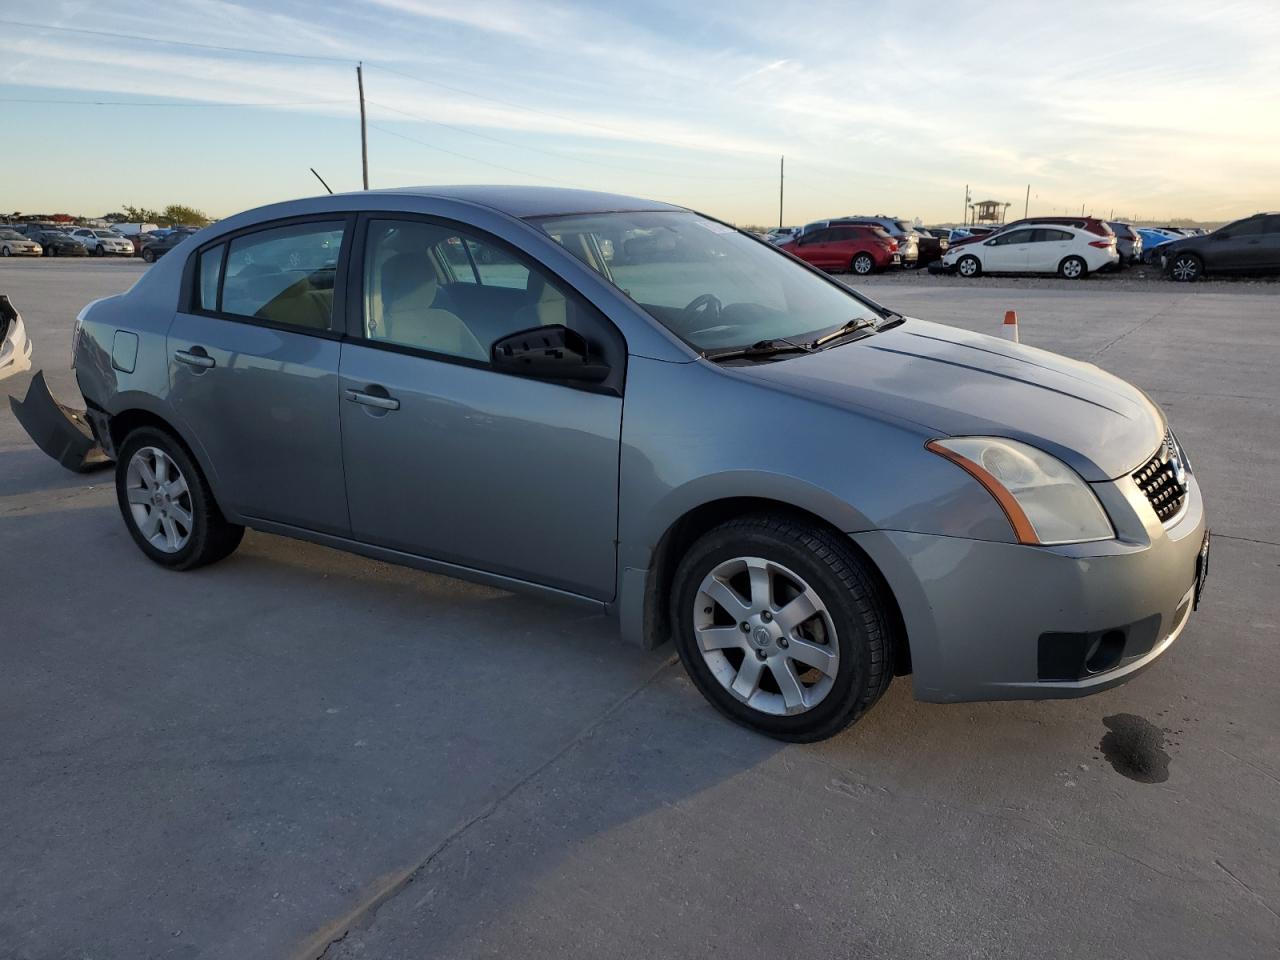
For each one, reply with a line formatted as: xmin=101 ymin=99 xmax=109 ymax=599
xmin=174 ymin=348 xmax=215 ymax=369
xmin=345 ymin=388 xmax=400 ymax=411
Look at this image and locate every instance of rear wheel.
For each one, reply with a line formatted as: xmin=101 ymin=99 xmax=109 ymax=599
xmin=115 ymin=427 xmax=243 ymax=570
xmin=671 ymin=514 xmax=895 ymax=742
xmin=957 ymin=254 xmax=981 ymax=278
xmin=1058 ymin=255 xmax=1087 ymax=279
xmin=1169 ymin=253 xmax=1202 ymax=282
xmin=851 ymin=252 xmax=875 ymax=275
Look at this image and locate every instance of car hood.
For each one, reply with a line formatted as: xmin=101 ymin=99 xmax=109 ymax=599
xmin=731 ymin=319 xmax=1164 ymax=481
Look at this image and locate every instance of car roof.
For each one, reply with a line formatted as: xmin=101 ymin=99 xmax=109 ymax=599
xmin=363 ymin=185 xmax=682 ymax=219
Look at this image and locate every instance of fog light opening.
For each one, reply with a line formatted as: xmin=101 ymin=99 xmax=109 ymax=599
xmin=1085 ymin=630 xmax=1125 ymax=674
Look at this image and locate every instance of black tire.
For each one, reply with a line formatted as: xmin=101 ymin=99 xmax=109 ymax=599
xmin=115 ymin=426 xmax=244 ymax=570
xmin=956 ymin=254 xmax=981 ymax=278
xmin=851 ymin=253 xmax=875 ymax=275
xmin=1058 ymin=255 xmax=1088 ymax=279
xmin=1168 ymin=252 xmax=1202 ymax=282
xmin=0 ymin=246 xmax=9 ymax=257
xmin=141 ymin=248 xmax=156 ymax=263
xmin=93 ymin=244 xmax=105 ymax=257
xmin=671 ymin=514 xmax=895 ymax=742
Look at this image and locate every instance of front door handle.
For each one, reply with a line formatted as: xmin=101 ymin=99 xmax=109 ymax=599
xmin=345 ymin=388 xmax=400 ymax=411
xmin=174 ymin=348 xmax=215 ymax=369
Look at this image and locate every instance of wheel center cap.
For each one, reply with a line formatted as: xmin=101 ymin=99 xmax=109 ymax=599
xmin=752 ymin=626 xmax=773 ymax=649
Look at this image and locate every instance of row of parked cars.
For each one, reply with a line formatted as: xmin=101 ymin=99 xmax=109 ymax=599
xmin=765 ymin=211 xmax=1280 ymax=281
xmin=0 ymin=223 xmax=199 ymax=261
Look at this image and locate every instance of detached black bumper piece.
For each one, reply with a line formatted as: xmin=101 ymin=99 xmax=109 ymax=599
xmin=9 ymin=369 xmax=111 ymax=472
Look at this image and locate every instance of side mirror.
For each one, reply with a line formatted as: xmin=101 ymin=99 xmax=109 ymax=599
xmin=491 ymin=325 xmax=611 ymax=383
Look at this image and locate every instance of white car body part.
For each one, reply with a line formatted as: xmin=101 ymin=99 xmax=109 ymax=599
xmin=0 ymin=303 xmax=34 ymax=382
xmin=942 ymin=224 xmax=1119 ymax=276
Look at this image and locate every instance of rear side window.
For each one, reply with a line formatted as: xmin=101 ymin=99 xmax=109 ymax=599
xmin=1033 ymin=229 xmax=1073 ymax=242
xmin=220 ymin=221 xmax=345 ymax=329
xmin=198 ymin=244 xmax=225 ymax=310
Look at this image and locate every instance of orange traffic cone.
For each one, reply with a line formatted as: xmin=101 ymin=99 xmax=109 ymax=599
xmin=1002 ymin=310 xmax=1019 ymax=343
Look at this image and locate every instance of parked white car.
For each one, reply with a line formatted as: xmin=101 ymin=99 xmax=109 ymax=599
xmin=940 ymin=224 xmax=1118 ymax=279
xmin=68 ymin=228 xmax=134 ymax=256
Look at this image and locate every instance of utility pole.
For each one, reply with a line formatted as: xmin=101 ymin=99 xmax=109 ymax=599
xmin=1024 ymin=184 xmax=1030 ymax=219
xmin=778 ymin=155 xmax=785 ymax=229
xmin=963 ymin=184 xmax=970 ymax=227
xmin=357 ymin=62 xmax=369 ymax=190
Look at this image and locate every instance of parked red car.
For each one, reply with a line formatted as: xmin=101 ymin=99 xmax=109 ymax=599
xmin=778 ymin=224 xmax=900 ymax=275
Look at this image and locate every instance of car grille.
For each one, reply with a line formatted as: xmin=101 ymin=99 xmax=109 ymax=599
xmin=1132 ymin=432 xmax=1187 ymax=523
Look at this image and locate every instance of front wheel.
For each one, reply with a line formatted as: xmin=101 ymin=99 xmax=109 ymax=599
xmin=851 ymin=252 xmax=875 ymax=275
xmin=115 ymin=427 xmax=244 ymax=570
xmin=956 ymin=254 xmax=981 ymax=278
xmin=0 ymin=246 xmax=9 ymax=257
xmin=1168 ymin=253 xmax=1202 ymax=282
xmin=141 ymin=248 xmax=156 ymax=263
xmin=671 ymin=514 xmax=895 ymax=742
xmin=1058 ymin=255 xmax=1087 ymax=279
xmin=93 ymin=244 xmax=105 ymax=257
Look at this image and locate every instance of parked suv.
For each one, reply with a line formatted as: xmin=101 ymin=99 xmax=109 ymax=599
xmin=1106 ymin=222 xmax=1143 ymax=266
xmin=778 ymin=224 xmax=900 ymax=274
xmin=13 ymin=186 xmax=1208 ymax=742
xmin=1161 ymin=213 xmax=1280 ymax=281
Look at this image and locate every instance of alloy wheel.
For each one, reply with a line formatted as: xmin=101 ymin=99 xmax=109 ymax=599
xmin=958 ymin=256 xmax=978 ymax=277
xmin=693 ymin=556 xmax=839 ymax=716
xmin=1061 ymin=257 xmax=1084 ymax=279
xmin=853 ymin=254 xmax=874 ymax=274
xmin=1171 ymin=256 xmax=1199 ymax=281
xmin=125 ymin=446 xmax=194 ymax=553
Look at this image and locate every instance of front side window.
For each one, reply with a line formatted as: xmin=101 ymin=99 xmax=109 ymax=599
xmin=221 ymin=221 xmax=344 ymax=330
xmin=1225 ymin=217 xmax=1264 ymax=236
xmin=993 ymin=229 xmax=1034 ymax=245
xmin=532 ymin=210 xmax=882 ymax=352
xmin=363 ymin=218 xmax=603 ymax=363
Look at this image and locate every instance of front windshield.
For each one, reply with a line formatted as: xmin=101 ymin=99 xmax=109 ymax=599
xmin=0 ymin=230 xmax=23 ymax=240
xmin=531 ymin=210 xmax=881 ymax=352
xmin=94 ymin=230 xmax=116 ymax=238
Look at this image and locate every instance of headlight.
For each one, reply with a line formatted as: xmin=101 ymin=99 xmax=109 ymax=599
xmin=927 ymin=436 xmax=1114 ymax=545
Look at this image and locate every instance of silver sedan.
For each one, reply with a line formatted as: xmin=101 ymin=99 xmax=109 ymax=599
xmin=16 ymin=186 xmax=1208 ymax=741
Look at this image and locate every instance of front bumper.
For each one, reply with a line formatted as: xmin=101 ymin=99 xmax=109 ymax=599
xmin=854 ymin=472 xmax=1206 ymax=703
xmin=929 ymin=260 xmax=957 ymax=275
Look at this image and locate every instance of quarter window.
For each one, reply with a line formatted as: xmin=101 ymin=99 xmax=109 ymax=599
xmin=220 ymin=221 xmax=345 ymax=329
xmin=198 ymin=244 xmax=225 ymax=310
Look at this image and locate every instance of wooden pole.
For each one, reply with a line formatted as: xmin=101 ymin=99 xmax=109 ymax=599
xmin=357 ymin=62 xmax=369 ymax=190
xmin=778 ymin=155 xmax=784 ymax=230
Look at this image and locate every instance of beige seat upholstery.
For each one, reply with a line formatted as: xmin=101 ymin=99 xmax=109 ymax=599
xmin=372 ymin=252 xmax=486 ymax=361
xmin=512 ymin=271 xmax=568 ymax=329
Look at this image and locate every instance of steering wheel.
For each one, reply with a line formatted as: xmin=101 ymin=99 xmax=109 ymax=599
xmin=678 ymin=293 xmax=722 ymax=330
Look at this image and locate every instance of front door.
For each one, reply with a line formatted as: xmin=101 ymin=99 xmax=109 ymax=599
xmin=167 ymin=218 xmax=351 ymax=535
xmin=337 ymin=216 xmax=624 ymax=600
xmin=982 ymin=228 xmax=1035 ymax=272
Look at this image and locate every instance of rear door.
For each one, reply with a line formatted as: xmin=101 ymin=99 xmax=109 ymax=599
xmin=1029 ymin=228 xmax=1074 ymax=271
xmin=167 ymin=217 xmax=352 ymax=535
xmin=337 ymin=215 xmax=625 ymax=600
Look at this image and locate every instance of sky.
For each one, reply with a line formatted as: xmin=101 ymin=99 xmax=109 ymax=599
xmin=2 ymin=0 xmax=1278 ymax=226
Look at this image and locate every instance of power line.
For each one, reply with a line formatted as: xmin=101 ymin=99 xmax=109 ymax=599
xmin=0 ymin=96 xmax=346 ymax=107
xmin=365 ymin=99 xmax=767 ymax=182
xmin=367 ymin=123 xmax=577 ymax=187
xmin=0 ymin=17 xmax=353 ymax=62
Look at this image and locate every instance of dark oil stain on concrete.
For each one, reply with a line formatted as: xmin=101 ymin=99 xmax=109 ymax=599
xmin=1100 ymin=714 xmax=1171 ymax=783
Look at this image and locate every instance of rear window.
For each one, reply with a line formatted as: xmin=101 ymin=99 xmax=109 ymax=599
xmin=219 ymin=221 xmax=345 ymax=330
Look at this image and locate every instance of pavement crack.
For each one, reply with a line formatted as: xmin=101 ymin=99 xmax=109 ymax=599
xmin=298 ymin=653 xmax=678 ymax=960
xmin=1088 ymin=300 xmax=1178 ymax=361
xmin=1210 ymin=532 xmax=1280 ymax=548
xmin=1215 ymin=858 xmax=1280 ymax=922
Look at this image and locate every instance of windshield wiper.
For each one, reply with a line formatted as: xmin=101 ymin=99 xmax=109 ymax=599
xmin=702 ymin=338 xmax=812 ymax=362
xmin=810 ymin=316 xmax=878 ymax=347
